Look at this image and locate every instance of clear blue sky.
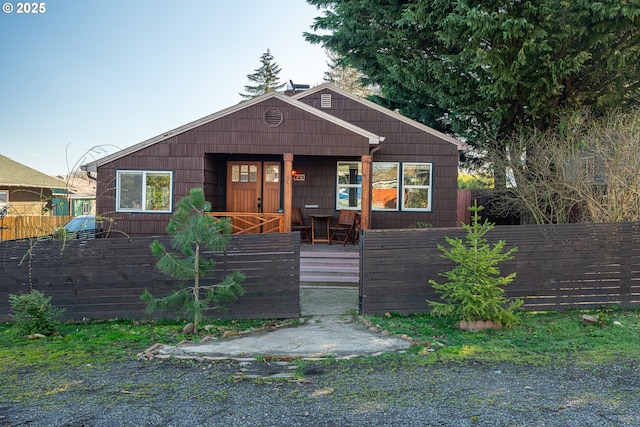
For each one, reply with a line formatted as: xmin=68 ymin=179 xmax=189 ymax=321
xmin=0 ymin=0 xmax=329 ymax=176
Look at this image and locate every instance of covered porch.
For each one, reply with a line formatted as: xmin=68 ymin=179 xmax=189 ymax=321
xmin=205 ymin=152 xmax=372 ymax=238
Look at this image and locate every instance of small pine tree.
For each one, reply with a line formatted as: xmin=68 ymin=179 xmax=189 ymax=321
xmin=427 ymin=202 xmax=522 ymax=326
xmin=141 ymin=188 xmax=245 ymax=333
xmin=239 ymin=48 xmax=286 ymax=99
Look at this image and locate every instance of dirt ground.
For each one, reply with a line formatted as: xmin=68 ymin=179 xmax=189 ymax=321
xmin=3 ymin=356 xmax=640 ymax=426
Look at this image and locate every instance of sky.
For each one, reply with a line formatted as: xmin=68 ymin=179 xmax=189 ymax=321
xmin=0 ymin=0 xmax=330 ymax=176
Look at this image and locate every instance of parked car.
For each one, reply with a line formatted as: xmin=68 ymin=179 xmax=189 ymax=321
xmin=58 ymin=215 xmax=104 ymax=239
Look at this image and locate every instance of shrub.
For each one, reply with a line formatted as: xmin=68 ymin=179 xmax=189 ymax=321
xmin=9 ymin=290 xmax=65 ymax=336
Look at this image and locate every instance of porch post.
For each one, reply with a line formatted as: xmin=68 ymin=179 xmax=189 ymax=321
xmin=361 ymin=155 xmax=372 ymax=230
xmin=283 ymin=153 xmax=293 ymax=232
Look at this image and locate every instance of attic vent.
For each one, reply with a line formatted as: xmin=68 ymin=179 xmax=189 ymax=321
xmin=321 ymin=93 xmax=332 ymax=108
xmin=264 ymin=108 xmax=284 ymax=127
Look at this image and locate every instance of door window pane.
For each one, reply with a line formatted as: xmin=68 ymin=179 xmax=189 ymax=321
xmin=240 ymin=165 xmax=249 ymax=182
xmin=265 ymin=165 xmax=280 ymax=183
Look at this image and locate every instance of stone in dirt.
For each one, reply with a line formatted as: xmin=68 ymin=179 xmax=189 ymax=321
xmin=458 ymin=320 xmax=502 ymax=331
xmin=582 ymin=315 xmax=599 ymax=325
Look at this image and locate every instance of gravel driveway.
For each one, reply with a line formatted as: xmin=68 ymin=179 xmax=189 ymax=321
xmin=2 ymin=357 xmax=639 ymax=426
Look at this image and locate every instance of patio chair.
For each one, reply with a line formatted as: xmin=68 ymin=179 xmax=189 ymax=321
xmin=291 ymin=208 xmax=311 ymax=243
xmin=329 ymin=209 xmax=358 ymax=246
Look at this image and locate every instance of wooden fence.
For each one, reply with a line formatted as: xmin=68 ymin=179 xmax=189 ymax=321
xmin=360 ymin=222 xmax=640 ymax=315
xmin=0 ymin=233 xmax=300 ymax=322
xmin=0 ymin=215 xmax=72 ymax=242
xmin=3 ymin=222 xmax=640 ymax=322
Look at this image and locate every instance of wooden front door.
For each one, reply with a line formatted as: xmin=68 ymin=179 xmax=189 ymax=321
xmin=226 ymin=161 xmax=281 ymax=232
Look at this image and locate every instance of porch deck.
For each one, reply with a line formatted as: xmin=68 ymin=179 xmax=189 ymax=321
xmin=300 ymin=241 xmax=359 ymax=287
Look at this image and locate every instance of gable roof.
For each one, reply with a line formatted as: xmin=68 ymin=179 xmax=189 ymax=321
xmin=0 ymin=155 xmax=68 ymax=190
xmin=82 ymin=90 xmax=384 ymax=173
xmin=293 ymin=83 xmax=468 ymax=150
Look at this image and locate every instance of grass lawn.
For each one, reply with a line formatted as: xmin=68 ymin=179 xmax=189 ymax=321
xmin=2 ymin=307 xmax=640 ymax=369
xmin=364 ymin=307 xmax=640 ymax=365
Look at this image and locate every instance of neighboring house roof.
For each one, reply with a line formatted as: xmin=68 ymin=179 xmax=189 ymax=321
xmin=293 ymin=83 xmax=469 ymax=151
xmin=0 ymin=154 xmax=69 ymax=190
xmin=82 ymin=89 xmax=385 ymax=173
xmin=58 ymin=172 xmax=96 ymax=199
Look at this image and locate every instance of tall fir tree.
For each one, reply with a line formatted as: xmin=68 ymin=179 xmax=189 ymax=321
xmin=305 ymin=0 xmax=640 ymax=153
xmin=239 ymin=49 xmax=286 ymax=100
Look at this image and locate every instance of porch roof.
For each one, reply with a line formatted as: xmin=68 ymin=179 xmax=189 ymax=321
xmin=82 ymin=87 xmax=384 ymax=173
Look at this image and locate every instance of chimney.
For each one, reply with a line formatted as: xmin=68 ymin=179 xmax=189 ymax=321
xmin=285 ymin=80 xmax=310 ymax=96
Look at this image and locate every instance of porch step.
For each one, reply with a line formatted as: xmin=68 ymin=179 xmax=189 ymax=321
xmin=300 ymin=250 xmax=360 ymax=259
xmin=300 ymin=250 xmax=359 ymax=287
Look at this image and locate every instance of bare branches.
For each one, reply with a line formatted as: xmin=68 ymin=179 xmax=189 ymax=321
xmin=486 ymin=108 xmax=640 ymax=224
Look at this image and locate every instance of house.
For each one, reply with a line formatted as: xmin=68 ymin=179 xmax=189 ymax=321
xmin=81 ymin=83 xmax=466 ymax=237
xmin=0 ymin=154 xmax=70 ymax=216
xmin=58 ymin=172 xmax=97 ymax=216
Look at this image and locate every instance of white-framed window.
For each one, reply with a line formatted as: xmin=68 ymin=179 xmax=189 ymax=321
xmin=335 ymin=161 xmax=433 ymax=211
xmin=116 ymin=170 xmax=173 ymax=213
xmin=336 ymin=162 xmax=362 ymax=210
xmin=402 ymin=163 xmax=433 ymax=211
xmin=372 ymin=162 xmax=399 ymax=211
xmin=0 ymin=190 xmax=7 ymax=207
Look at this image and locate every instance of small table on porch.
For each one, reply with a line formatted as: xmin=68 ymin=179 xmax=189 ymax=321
xmin=309 ymin=214 xmax=332 ymax=245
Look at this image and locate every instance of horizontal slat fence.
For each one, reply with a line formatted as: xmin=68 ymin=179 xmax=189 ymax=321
xmin=0 ymin=233 xmax=300 ymax=321
xmin=0 ymin=216 xmax=72 ymax=242
xmin=361 ymin=222 xmax=640 ymax=315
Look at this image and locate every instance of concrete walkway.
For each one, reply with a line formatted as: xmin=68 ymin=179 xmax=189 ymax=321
xmin=145 ymin=288 xmax=411 ymax=360
xmin=152 ymin=315 xmax=411 ymax=359
xmin=300 ymin=286 xmax=358 ymax=316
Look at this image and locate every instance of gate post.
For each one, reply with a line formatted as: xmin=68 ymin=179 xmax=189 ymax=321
xmin=283 ymin=153 xmax=293 ymax=232
xmin=361 ymin=155 xmax=371 ymax=230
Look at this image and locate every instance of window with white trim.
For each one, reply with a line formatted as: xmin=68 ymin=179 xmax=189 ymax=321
xmin=402 ymin=163 xmax=432 ymax=211
xmin=336 ymin=162 xmax=361 ymax=209
xmin=335 ymin=161 xmax=433 ymax=211
xmin=0 ymin=190 xmax=7 ymax=207
xmin=116 ymin=170 xmax=173 ymax=213
xmin=372 ymin=162 xmax=399 ymax=211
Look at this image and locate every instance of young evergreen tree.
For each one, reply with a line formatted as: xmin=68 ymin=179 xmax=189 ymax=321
xmin=428 ymin=203 xmax=522 ymax=327
xmin=239 ymin=49 xmax=286 ymax=100
xmin=141 ymin=188 xmax=245 ymax=333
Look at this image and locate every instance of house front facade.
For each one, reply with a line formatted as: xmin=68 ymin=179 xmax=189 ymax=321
xmin=82 ymin=84 xmax=466 ymax=237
